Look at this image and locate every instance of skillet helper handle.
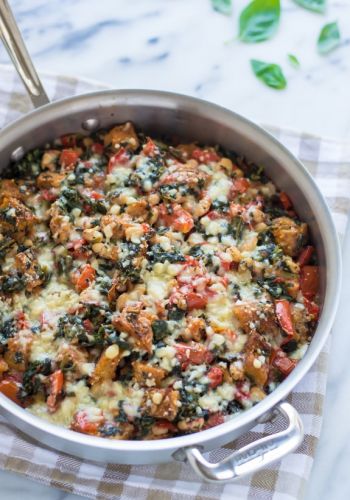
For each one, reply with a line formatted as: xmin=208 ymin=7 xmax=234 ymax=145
xmin=185 ymin=402 xmax=303 ymax=483
xmin=0 ymin=0 xmax=49 ymax=108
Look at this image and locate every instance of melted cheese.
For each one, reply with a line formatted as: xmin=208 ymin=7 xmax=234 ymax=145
xmin=16 ymin=278 xmax=80 ymax=322
xmin=207 ymin=171 xmax=232 ymax=201
xmin=206 ymin=284 xmax=240 ymax=331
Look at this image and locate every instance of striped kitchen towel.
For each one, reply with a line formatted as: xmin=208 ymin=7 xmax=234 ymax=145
xmin=0 ymin=64 xmax=349 ymax=500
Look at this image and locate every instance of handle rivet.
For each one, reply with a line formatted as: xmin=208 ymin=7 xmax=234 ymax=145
xmin=10 ymin=146 xmax=24 ymax=162
xmin=82 ymin=118 xmax=100 ymax=131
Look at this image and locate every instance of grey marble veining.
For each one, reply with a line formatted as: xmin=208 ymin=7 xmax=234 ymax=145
xmin=0 ymin=1 xmax=349 ymax=499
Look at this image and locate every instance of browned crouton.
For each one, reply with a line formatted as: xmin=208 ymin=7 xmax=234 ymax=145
xmin=104 ymin=122 xmax=139 ymax=151
xmin=272 ymin=217 xmax=308 ymax=257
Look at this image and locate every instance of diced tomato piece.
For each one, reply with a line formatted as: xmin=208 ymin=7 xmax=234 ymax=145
xmin=91 ymin=143 xmax=104 ymax=155
xmin=60 ymin=149 xmax=80 ymax=167
xmin=204 ymin=412 xmax=225 ymax=429
xmin=275 ymin=300 xmax=295 ymax=338
xmin=303 ymin=297 xmax=320 ymax=320
xmin=83 ymin=319 xmax=94 ymax=332
xmin=229 ymin=203 xmax=245 ymax=218
xmin=300 ymin=266 xmax=319 ymax=300
xmin=279 ymin=192 xmax=292 ymax=210
xmin=272 ymin=349 xmax=297 ymax=377
xmin=67 ymin=238 xmax=85 ymax=251
xmin=219 ymin=253 xmax=231 ymax=272
xmin=170 ymin=208 xmax=194 ymax=233
xmin=74 ymin=248 xmax=90 ymax=260
xmin=0 ymin=379 xmax=21 ymax=405
xmin=41 ymin=189 xmax=58 ymax=202
xmin=60 ymin=134 xmax=77 ymax=147
xmin=191 ymin=148 xmax=219 ymax=163
xmin=186 ymin=292 xmax=208 ymax=311
xmin=230 ymin=178 xmax=250 ymax=198
xmin=47 ymin=370 xmax=64 ymax=413
xmin=107 ymin=147 xmax=130 ymax=173
xmin=175 ymin=342 xmax=214 ymax=370
xmin=206 ymin=210 xmax=226 ymax=220
xmin=159 ymin=204 xmax=194 ymax=234
xmin=72 ymin=264 xmax=96 ymax=292
xmin=298 ymin=246 xmax=314 ymax=267
xmin=16 ymin=311 xmax=28 ymax=330
xmin=153 ymin=420 xmax=177 ymax=433
xmin=207 ymin=366 xmax=223 ymax=389
xmin=67 ymin=239 xmax=90 ymax=260
xmin=90 ymin=191 xmax=104 ymax=200
xmin=71 ymin=410 xmax=104 ymax=435
xmin=142 ymin=138 xmax=157 ymax=157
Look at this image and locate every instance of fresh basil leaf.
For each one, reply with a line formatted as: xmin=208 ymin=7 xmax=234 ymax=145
xmin=288 ymin=54 xmax=300 ymax=68
xmin=251 ymin=59 xmax=287 ymax=89
xmin=211 ymin=0 xmax=232 ymax=16
xmin=293 ymin=0 xmax=326 ymax=13
xmin=239 ymin=0 xmax=280 ymax=43
xmin=317 ymin=21 xmax=341 ymax=54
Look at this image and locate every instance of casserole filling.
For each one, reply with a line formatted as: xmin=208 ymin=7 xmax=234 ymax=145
xmin=0 ymin=123 xmax=319 ymax=439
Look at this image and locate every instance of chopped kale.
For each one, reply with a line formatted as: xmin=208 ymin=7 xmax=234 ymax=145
xmin=134 ymin=415 xmax=156 ymax=436
xmin=227 ymin=399 xmax=244 ymax=414
xmin=104 ymin=328 xmax=131 ymax=350
xmin=131 ymin=156 xmax=165 ymax=190
xmin=5 ymin=149 xmax=42 ymax=179
xmin=167 ymin=305 xmax=186 ymax=321
xmin=99 ymin=423 xmax=121 ymax=437
xmin=0 ymin=317 xmax=16 ymax=349
xmin=177 ymin=388 xmax=201 ymax=419
xmin=281 ymin=339 xmax=298 ymax=353
xmin=159 ymin=183 xmax=192 ymax=201
xmin=0 ymin=236 xmax=15 ymax=260
xmin=58 ymin=186 xmax=81 ymax=213
xmin=256 ymin=243 xmax=283 ymax=263
xmin=114 ymin=401 xmax=129 ymax=423
xmin=147 ymin=244 xmax=185 ymax=264
xmin=246 ymin=163 xmax=267 ymax=182
xmin=0 ymin=273 xmax=26 ymax=293
xmin=19 ymin=359 xmax=52 ymax=400
xmin=152 ymin=320 xmax=171 ymax=342
xmin=56 ymin=254 xmax=73 ymax=275
xmin=256 ymin=277 xmax=293 ymax=300
xmin=95 ymin=275 xmax=112 ymax=295
xmin=227 ymin=216 xmax=245 ymax=242
xmin=116 ymin=259 xmax=141 ymax=283
xmin=257 ymin=229 xmax=275 ymax=246
xmin=211 ymin=200 xmax=229 ymax=212
xmin=58 ymin=186 xmax=107 ymax=215
xmin=188 ymin=245 xmax=204 ymax=259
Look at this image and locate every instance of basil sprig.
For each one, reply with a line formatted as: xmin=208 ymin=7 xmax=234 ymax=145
xmin=251 ymin=59 xmax=287 ymax=89
xmin=239 ymin=0 xmax=280 ymax=43
xmin=293 ymin=0 xmax=326 ymax=13
xmin=211 ymin=0 xmax=232 ymax=16
xmin=317 ymin=21 xmax=341 ymax=54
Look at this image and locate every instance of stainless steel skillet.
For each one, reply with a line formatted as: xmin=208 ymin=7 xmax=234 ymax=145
xmin=0 ymin=0 xmax=341 ymax=482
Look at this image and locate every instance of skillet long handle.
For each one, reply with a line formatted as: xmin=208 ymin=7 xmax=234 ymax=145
xmin=0 ymin=0 xmax=49 ymax=108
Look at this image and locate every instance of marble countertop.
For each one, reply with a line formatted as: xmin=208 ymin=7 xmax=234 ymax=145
xmin=0 ymin=1 xmax=349 ymax=499
xmin=1 ymin=0 xmax=350 ymax=140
